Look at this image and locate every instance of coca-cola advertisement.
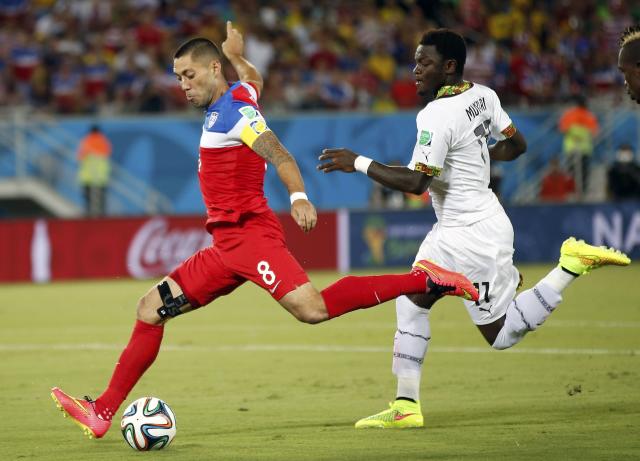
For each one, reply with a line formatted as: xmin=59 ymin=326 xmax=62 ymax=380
xmin=126 ymin=218 xmax=211 ymax=279
xmin=0 ymin=213 xmax=338 ymax=282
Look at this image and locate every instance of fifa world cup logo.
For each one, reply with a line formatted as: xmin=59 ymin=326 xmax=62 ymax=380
xmin=363 ymin=216 xmax=387 ymax=265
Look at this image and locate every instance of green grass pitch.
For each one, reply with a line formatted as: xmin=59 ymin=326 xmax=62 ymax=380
xmin=2 ymin=264 xmax=639 ymax=460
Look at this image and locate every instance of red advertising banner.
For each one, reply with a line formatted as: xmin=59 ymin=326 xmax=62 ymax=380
xmin=0 ymin=219 xmax=36 ymax=282
xmin=0 ymin=212 xmax=337 ymax=282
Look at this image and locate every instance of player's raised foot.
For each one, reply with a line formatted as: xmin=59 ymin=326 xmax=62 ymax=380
xmin=355 ymin=399 xmax=424 ymax=429
xmin=51 ymin=387 xmax=111 ymax=439
xmin=559 ymin=237 xmax=631 ymax=276
xmin=412 ymin=259 xmax=479 ymax=301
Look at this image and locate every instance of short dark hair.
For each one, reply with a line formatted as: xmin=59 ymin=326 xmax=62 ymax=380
xmin=174 ymin=37 xmax=222 ymax=61
xmin=620 ymin=25 xmax=640 ymax=48
xmin=420 ymin=29 xmax=467 ymax=75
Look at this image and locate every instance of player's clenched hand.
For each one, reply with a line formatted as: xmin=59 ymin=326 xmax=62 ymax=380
xmin=291 ymin=199 xmax=317 ymax=233
xmin=222 ymin=21 xmax=244 ymax=58
xmin=317 ymin=148 xmax=358 ymax=173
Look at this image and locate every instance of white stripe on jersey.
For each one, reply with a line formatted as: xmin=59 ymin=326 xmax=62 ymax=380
xmin=240 ymin=82 xmax=258 ymax=101
xmin=199 ymin=83 xmax=261 ymax=149
xmin=200 ymin=118 xmax=245 ymax=148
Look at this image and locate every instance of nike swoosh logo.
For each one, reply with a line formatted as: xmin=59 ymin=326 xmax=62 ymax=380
xmin=415 ymin=263 xmax=440 ymax=278
xmin=394 ymin=413 xmax=416 ymax=421
xmin=268 ymin=280 xmax=282 ymax=294
xmin=71 ymin=397 xmax=90 ymax=416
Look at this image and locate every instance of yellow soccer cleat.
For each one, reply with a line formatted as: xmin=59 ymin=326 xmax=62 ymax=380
xmin=559 ymin=237 xmax=631 ymax=276
xmin=354 ymin=399 xmax=424 ymax=429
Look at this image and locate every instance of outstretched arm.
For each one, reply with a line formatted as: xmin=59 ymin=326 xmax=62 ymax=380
xmin=252 ymin=131 xmax=317 ymax=233
xmin=222 ymin=21 xmax=264 ymax=95
xmin=318 ymin=148 xmax=432 ymax=194
xmin=489 ymin=130 xmax=527 ymax=162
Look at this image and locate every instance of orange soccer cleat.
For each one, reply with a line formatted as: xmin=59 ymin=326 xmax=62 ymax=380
xmin=412 ymin=259 xmax=479 ymax=301
xmin=51 ymin=387 xmax=112 ymax=439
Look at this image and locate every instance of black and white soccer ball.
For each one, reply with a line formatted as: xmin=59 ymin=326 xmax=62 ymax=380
xmin=120 ymin=397 xmax=176 ymax=450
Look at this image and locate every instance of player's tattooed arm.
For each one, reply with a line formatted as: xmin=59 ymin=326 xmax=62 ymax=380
xmin=253 ymin=131 xmax=317 ymax=232
xmin=318 ymin=148 xmax=432 ymax=194
xmin=489 ymin=129 xmax=527 ymax=161
xmin=252 ymin=131 xmax=297 ymax=169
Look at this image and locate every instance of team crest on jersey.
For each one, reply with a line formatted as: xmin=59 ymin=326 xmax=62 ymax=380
xmin=239 ymin=106 xmax=258 ymax=119
xmin=207 ymin=112 xmax=219 ymax=129
xmin=419 ymin=130 xmax=433 ymax=146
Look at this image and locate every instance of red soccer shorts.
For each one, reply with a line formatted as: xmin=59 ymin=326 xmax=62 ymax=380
xmin=170 ymin=210 xmax=309 ymax=307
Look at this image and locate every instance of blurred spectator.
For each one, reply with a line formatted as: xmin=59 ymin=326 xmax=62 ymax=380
xmin=607 ymin=144 xmax=640 ymax=201
xmin=390 ymin=66 xmax=419 ymax=109
xmin=138 ymin=79 xmax=166 ymax=113
xmin=464 ymin=37 xmax=495 ymax=86
xmin=134 ymin=7 xmax=164 ymax=51
xmin=51 ymin=57 xmax=82 ymax=114
xmin=308 ymin=28 xmax=339 ymax=71
xmin=318 ymin=69 xmax=355 ymax=110
xmin=371 ymin=83 xmax=397 ymax=112
xmin=282 ymin=69 xmax=310 ymax=111
xmin=77 ymin=125 xmax=112 ymax=217
xmin=10 ymin=30 xmax=40 ymax=100
xmin=260 ymin=68 xmax=287 ymax=113
xmin=245 ymin=25 xmax=276 ymax=77
xmin=558 ymin=95 xmax=599 ymax=197
xmin=0 ymin=1 xmax=635 ymax=115
xmin=539 ymin=157 xmax=576 ymax=203
xmin=366 ymin=43 xmax=396 ymax=84
xmin=82 ymin=45 xmax=111 ymax=108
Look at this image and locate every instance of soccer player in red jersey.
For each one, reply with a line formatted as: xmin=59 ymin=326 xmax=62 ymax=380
xmin=50 ymin=22 xmax=478 ymax=439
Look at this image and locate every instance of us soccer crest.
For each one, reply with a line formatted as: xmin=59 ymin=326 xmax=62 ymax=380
xmin=207 ymin=112 xmax=219 ymax=129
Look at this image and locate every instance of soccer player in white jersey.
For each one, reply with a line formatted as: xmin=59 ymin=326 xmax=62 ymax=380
xmin=319 ymin=28 xmax=631 ymax=428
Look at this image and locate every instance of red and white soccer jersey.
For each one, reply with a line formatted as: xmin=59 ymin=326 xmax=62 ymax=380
xmin=198 ymin=81 xmax=271 ymax=229
xmin=170 ymin=81 xmax=309 ymax=306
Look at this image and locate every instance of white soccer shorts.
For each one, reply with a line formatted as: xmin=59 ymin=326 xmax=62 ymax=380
xmin=414 ymin=211 xmax=520 ymax=325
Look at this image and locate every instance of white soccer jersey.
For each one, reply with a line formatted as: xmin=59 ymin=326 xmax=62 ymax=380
xmin=408 ymin=82 xmax=516 ymax=226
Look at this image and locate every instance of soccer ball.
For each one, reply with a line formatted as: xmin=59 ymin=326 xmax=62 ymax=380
xmin=120 ymin=397 xmax=176 ymax=451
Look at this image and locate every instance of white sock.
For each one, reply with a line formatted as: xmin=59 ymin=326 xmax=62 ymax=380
xmin=392 ymin=295 xmax=430 ymax=401
xmin=541 ymin=266 xmax=577 ymax=293
xmin=492 ymin=281 xmax=562 ymax=350
xmin=397 ymin=376 xmax=421 ymax=402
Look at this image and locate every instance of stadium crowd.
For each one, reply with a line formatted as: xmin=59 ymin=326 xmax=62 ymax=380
xmin=0 ymin=0 xmax=637 ymax=115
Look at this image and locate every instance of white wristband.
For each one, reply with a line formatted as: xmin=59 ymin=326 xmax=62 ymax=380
xmin=354 ymin=155 xmax=373 ymax=174
xmin=290 ymin=192 xmax=308 ymax=204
